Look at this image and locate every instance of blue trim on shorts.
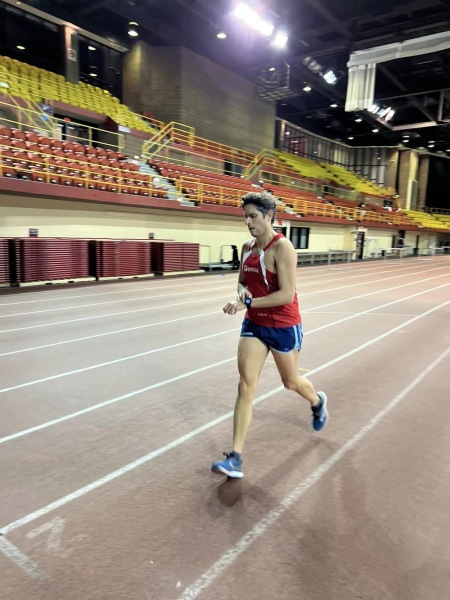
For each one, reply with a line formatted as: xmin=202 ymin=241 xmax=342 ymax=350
xmin=240 ymin=318 xmax=303 ymax=353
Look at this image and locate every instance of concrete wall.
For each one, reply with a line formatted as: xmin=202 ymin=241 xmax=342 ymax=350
xmin=386 ymin=149 xmax=399 ymax=192
xmin=178 ymin=47 xmax=274 ymax=153
xmin=2 ymin=195 xmax=434 ymax=264
xmin=122 ymin=42 xmax=275 ymax=153
xmin=417 ymin=155 xmax=430 ymax=210
xmin=398 ymin=150 xmax=419 ymax=209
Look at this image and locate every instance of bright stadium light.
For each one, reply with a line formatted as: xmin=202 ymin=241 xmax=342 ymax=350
xmin=234 ymin=3 xmax=274 ymax=37
xmin=271 ymin=30 xmax=288 ymax=49
xmin=323 ymin=70 xmax=337 ymax=84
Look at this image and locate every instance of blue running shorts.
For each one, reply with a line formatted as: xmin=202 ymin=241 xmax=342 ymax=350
xmin=240 ymin=318 xmax=303 ymax=353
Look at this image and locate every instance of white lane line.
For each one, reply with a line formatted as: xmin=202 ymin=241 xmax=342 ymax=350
xmin=0 ymin=300 xmax=447 ymax=535
xmin=0 ymin=294 xmax=229 ymax=334
xmin=0 ymin=271 xmax=445 ymax=357
xmin=303 ymin=273 xmax=447 ymax=313
xmin=2 ymin=263 xmax=447 ymax=318
xmin=0 ymin=536 xmax=48 ymax=580
xmin=0 ymin=311 xmax=219 ymax=358
xmin=1 ymin=256 xmax=446 ymax=309
xmin=0 ymin=260 xmax=435 ymax=306
xmin=0 ymin=328 xmax=238 ymax=396
xmin=177 ymin=344 xmax=450 ymax=600
xmin=0 ymin=277 xmax=237 ymax=306
xmin=1 ymin=280 xmax=447 ymax=396
xmin=304 ymin=283 xmax=449 ymax=335
xmin=0 ymin=285 xmax=232 ymax=318
xmin=0 ymin=265 xmax=447 ymax=336
xmin=311 ymin=312 xmax=421 ymax=318
xmin=0 ymin=357 xmax=236 ymax=445
xmin=1 ymin=283 xmax=447 ymax=443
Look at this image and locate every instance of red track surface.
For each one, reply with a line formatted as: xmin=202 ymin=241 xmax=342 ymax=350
xmin=1 ymin=256 xmax=449 ymax=600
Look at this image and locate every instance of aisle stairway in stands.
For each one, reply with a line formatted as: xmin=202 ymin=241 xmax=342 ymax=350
xmin=137 ymin=160 xmax=182 ymax=202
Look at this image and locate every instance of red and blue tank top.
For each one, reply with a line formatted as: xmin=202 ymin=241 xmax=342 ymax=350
xmin=242 ymin=233 xmax=301 ymax=327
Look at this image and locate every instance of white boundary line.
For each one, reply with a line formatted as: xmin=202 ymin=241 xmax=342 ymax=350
xmin=0 ymin=282 xmax=446 ymax=444
xmin=0 ymin=357 xmax=236 ymax=445
xmin=0 ymin=259 xmax=436 ymax=306
xmin=0 ymin=536 xmax=48 ymax=580
xmin=0 ymin=279 xmax=448 ymax=396
xmin=177 ymin=344 xmax=450 ymax=599
xmin=0 ymin=285 xmax=232 ymax=318
xmin=0 ymin=294 xmax=229 ymax=334
xmin=0 ymin=267 xmax=447 ymax=344
xmin=0 ymin=299 xmax=448 ymax=537
xmin=2 ymin=264 xmax=447 ymax=318
xmin=0 ymin=328 xmax=238 ymax=395
xmin=0 ymin=310 xmax=219 ymax=358
xmin=0 ymin=277 xmax=240 ymax=306
xmin=0 ymin=264 xmax=436 ymax=307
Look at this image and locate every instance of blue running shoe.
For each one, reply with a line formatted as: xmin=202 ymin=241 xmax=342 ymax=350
xmin=311 ymin=391 xmax=328 ymax=432
xmin=211 ymin=451 xmax=243 ymax=478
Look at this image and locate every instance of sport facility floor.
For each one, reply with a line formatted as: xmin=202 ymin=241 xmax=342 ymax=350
xmin=1 ymin=255 xmax=449 ymax=600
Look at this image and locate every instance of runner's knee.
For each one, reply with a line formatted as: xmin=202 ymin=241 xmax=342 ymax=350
xmin=281 ymin=376 xmax=299 ymax=391
xmin=238 ymin=377 xmax=257 ymax=398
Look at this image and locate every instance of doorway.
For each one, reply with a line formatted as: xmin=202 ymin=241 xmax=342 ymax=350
xmin=355 ymin=232 xmax=365 ymax=260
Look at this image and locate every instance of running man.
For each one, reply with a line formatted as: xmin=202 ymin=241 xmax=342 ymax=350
xmin=211 ymin=191 xmax=328 ymax=479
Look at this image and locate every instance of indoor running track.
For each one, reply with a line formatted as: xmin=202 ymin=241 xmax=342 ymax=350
xmin=0 ymin=255 xmax=449 ymax=600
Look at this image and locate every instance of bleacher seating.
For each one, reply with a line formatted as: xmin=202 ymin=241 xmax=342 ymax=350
xmin=319 ymin=162 xmax=390 ymax=198
xmin=0 ymin=57 xmax=445 ymax=234
xmin=434 ymin=214 xmax=450 ymax=228
xmin=404 ymin=209 xmax=450 ymax=230
xmin=0 ymin=125 xmax=167 ymax=198
xmin=275 ymin=151 xmax=332 ymax=182
xmin=149 ymin=159 xmax=259 ymax=206
xmin=0 ymin=56 xmax=156 ymax=135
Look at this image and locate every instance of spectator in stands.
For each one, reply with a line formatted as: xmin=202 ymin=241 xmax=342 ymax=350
xmin=211 ymin=191 xmax=328 ymax=479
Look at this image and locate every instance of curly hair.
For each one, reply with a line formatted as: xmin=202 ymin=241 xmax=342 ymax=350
xmin=241 ymin=191 xmax=277 ymax=224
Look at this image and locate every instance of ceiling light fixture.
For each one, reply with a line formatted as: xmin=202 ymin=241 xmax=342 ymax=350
xmin=372 ymin=128 xmax=379 ymax=133
xmin=234 ymin=3 xmax=274 ymax=37
xmin=88 ymin=45 xmax=96 ymax=51
xmin=128 ymin=21 xmax=139 ymax=37
xmin=216 ymin=32 xmax=227 ymax=39
xmin=302 ymin=56 xmax=322 ymax=74
xmin=323 ymin=70 xmax=337 ymax=85
xmin=355 ymin=118 xmax=362 ymax=122
xmin=16 ymin=45 xmax=25 ymax=50
xmin=330 ymin=103 xmax=338 ymax=108
xmin=271 ymin=30 xmax=289 ymax=49
xmin=303 ymin=85 xmax=312 ymax=92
